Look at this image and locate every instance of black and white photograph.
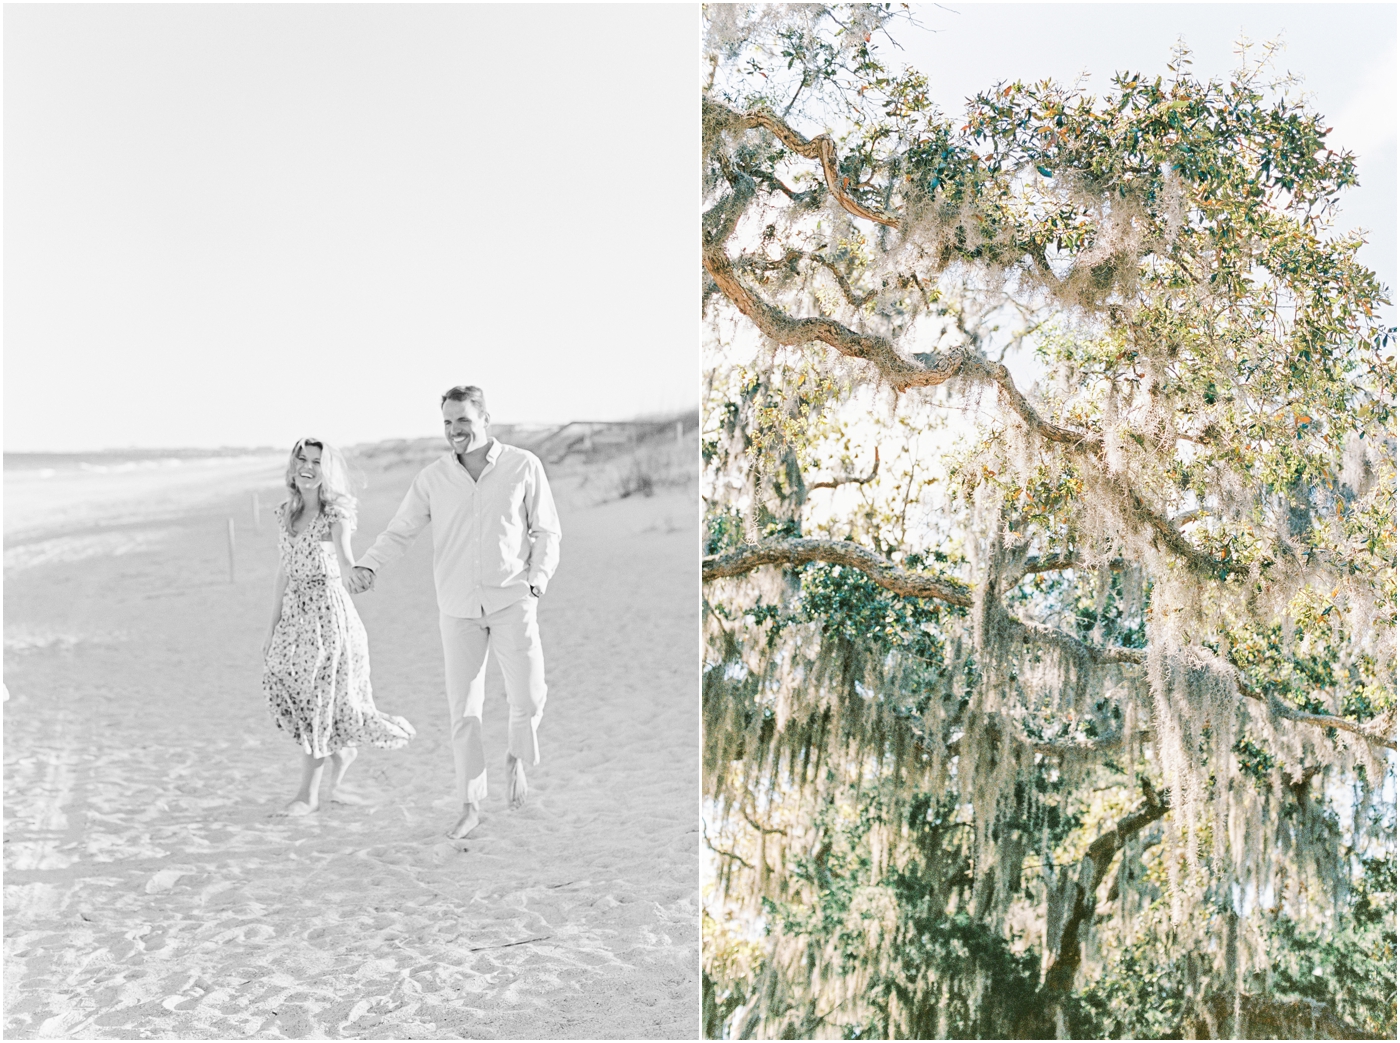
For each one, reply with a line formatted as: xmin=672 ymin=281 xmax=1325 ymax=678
xmin=4 ymin=4 xmax=698 ymax=1039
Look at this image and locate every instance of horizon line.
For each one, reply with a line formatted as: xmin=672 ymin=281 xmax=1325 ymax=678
xmin=3 ymin=407 xmax=701 ymax=457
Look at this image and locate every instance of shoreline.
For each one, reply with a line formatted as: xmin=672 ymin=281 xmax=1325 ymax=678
xmin=3 ymin=453 xmax=288 ymax=543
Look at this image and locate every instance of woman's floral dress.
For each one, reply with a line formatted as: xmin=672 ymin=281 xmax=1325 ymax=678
xmin=263 ymin=502 xmax=414 ymax=757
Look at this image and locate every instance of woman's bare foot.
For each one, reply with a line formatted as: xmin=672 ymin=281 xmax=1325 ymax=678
xmin=447 ymin=803 xmax=480 ymax=839
xmin=506 ymin=754 xmax=528 ymax=809
xmin=325 ymin=748 xmax=365 ymax=803
xmin=275 ymin=799 xmax=315 ymax=817
xmin=329 ymin=747 xmax=358 ymax=787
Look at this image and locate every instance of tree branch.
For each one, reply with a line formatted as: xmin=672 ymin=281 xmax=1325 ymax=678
xmin=701 ymin=170 xmax=756 ymax=251
xmin=702 ymin=538 xmax=1146 ymax=669
xmin=1228 ymin=666 xmax=1398 ymax=751
xmin=702 ymin=536 xmax=972 ymax=607
xmin=741 ymin=165 xmax=805 ymax=202
xmin=812 ymin=254 xmax=876 ymax=308
xmin=740 ymin=800 xmax=787 ymax=836
xmin=1125 ymin=487 xmax=1250 ymax=578
xmin=705 ymin=839 xmax=755 ymax=871
xmin=1044 ymin=783 xmax=1171 ymax=994
xmin=808 ymin=447 xmax=880 ymax=490
xmin=937 ymin=321 xmax=1100 ymax=448
xmin=898 ymin=705 xmax=1137 ymax=762
xmin=703 ymin=236 xmax=964 ymax=388
xmin=1019 ymin=551 xmax=1086 ymax=575
xmin=707 ymin=100 xmax=900 ymax=229
xmin=1009 ymin=615 xmax=1147 ymax=667
xmin=1018 ymin=551 xmax=1129 ymax=577
xmin=735 ymin=248 xmax=805 ymax=275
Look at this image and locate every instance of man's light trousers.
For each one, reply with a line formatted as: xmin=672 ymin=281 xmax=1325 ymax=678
xmin=439 ymin=597 xmax=546 ymax=805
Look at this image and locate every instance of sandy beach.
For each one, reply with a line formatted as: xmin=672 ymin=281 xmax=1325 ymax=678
xmin=3 ymin=432 xmax=699 ymax=1038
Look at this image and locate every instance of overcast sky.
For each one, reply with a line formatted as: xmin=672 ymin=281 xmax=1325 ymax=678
xmin=4 ymin=4 xmax=696 ymax=452
xmin=892 ymin=2 xmax=1397 ymax=313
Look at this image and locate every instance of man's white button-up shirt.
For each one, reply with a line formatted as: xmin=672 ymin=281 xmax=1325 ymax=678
xmin=355 ymin=440 xmax=561 ymax=618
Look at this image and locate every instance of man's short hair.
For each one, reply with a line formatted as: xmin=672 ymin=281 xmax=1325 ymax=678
xmin=441 ymin=385 xmax=487 ymax=410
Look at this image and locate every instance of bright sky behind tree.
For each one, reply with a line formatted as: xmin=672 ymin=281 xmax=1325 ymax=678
xmin=892 ymin=3 xmax=1396 ymax=312
xmin=4 ymin=4 xmax=695 ymax=452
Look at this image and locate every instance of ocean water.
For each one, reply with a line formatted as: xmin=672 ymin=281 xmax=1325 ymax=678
xmin=3 ymin=451 xmax=286 ymax=540
xmin=5 ymin=448 xmax=278 ymax=477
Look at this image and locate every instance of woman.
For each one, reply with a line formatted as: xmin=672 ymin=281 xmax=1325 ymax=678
xmin=262 ymin=437 xmax=414 ymax=816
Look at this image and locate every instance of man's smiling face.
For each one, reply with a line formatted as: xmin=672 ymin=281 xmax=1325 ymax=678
xmin=442 ymin=398 xmax=489 ymax=455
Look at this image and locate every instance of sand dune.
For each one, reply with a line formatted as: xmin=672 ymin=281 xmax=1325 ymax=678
xmin=3 ymin=440 xmax=699 ymax=1039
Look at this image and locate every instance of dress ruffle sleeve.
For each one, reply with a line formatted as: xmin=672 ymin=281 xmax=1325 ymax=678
xmin=323 ymin=502 xmax=356 ymax=531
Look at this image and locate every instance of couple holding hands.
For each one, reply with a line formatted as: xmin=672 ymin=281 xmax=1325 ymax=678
xmin=260 ymin=385 xmax=561 ymax=840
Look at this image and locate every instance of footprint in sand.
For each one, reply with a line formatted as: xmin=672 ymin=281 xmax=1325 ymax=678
xmin=143 ymin=867 xmax=192 ymax=894
xmin=429 ymin=841 xmax=463 ymax=863
xmin=353 ymin=957 xmax=397 ymax=981
xmin=339 ymin=998 xmax=375 ymax=1031
xmin=160 ymin=975 xmax=209 ymax=1013
xmin=327 ymin=790 xmax=373 ymax=806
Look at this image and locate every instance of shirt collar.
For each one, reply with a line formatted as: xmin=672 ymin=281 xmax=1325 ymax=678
xmin=445 ymin=437 xmax=502 ymax=472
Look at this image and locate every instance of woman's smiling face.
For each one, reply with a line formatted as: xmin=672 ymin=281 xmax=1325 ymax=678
xmin=292 ymin=443 xmax=324 ymax=491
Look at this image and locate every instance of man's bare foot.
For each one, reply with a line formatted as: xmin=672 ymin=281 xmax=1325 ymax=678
xmin=275 ymin=799 xmax=315 ymax=817
xmin=447 ymin=803 xmax=480 ymax=840
xmin=329 ymin=747 xmax=358 ymax=788
xmin=506 ymin=754 xmax=528 ymax=809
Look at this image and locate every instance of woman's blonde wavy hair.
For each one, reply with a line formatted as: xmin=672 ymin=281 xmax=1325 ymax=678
xmin=284 ymin=437 xmax=358 ymax=529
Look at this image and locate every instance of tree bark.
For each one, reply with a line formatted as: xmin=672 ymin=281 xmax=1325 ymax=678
xmin=1043 ymin=782 xmax=1170 ymax=996
xmin=704 ymin=536 xmax=973 ymax=605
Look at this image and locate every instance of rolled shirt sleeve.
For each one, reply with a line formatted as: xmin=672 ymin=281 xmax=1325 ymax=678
xmin=525 ymin=456 xmax=562 ymax=596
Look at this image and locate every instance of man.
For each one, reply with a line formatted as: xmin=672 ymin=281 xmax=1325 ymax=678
xmin=349 ymin=385 xmax=561 ymax=840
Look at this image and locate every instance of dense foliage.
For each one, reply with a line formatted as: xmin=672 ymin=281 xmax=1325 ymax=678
xmin=701 ymin=5 xmax=1395 ymax=1038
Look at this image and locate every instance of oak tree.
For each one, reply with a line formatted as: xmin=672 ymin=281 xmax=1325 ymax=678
xmin=701 ymin=6 xmax=1396 ymax=1038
